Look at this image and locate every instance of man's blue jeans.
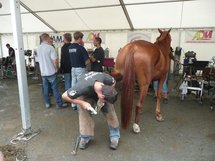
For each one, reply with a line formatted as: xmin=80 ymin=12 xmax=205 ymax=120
xmin=63 ymin=73 xmax=71 ymax=91
xmin=71 ymin=67 xmax=86 ymax=107
xmin=42 ymin=74 xmax=63 ymax=107
xmin=153 ymin=78 xmax=168 ymax=93
xmin=71 ymin=67 xmax=86 ymax=88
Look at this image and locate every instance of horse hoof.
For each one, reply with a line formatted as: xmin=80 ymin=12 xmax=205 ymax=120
xmin=156 ymin=115 xmax=164 ymax=122
xmin=133 ymin=123 xmax=141 ymax=133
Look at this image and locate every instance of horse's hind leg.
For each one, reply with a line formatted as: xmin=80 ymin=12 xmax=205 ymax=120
xmin=156 ymin=79 xmax=165 ymax=121
xmin=133 ymin=85 xmax=148 ymax=133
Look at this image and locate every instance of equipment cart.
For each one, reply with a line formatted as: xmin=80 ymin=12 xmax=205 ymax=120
xmin=179 ymin=60 xmax=209 ymax=104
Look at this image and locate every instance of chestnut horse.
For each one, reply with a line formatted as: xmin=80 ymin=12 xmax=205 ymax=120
xmin=112 ymin=29 xmax=172 ymax=133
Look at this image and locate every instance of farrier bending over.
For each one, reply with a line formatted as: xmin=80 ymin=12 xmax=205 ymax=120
xmin=62 ymin=71 xmax=120 ymax=150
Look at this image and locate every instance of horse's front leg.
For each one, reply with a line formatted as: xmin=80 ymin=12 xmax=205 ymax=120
xmin=133 ymin=86 xmax=147 ymax=133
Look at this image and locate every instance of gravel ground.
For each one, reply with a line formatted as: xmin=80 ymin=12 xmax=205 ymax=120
xmin=0 ymin=77 xmax=214 ymax=161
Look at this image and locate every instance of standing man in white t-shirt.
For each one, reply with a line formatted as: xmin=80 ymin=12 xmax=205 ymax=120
xmin=37 ymin=33 xmax=67 ymax=109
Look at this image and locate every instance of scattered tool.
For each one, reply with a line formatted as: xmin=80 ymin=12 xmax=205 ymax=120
xmin=71 ymin=136 xmax=80 ymax=156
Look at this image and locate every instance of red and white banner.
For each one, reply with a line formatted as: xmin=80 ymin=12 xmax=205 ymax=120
xmin=83 ymin=32 xmax=106 ymax=43
xmin=185 ymin=30 xmax=215 ymax=43
xmin=51 ymin=31 xmax=106 ymax=44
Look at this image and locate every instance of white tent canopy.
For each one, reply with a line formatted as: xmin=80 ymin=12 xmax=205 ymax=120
xmin=0 ymin=0 xmax=215 ymax=34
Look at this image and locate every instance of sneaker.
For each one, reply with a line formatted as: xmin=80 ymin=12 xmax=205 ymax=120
xmin=56 ymin=103 xmax=68 ymax=109
xmin=79 ymin=138 xmax=90 ymax=150
xmin=45 ymin=104 xmax=51 ymax=109
xmin=110 ymin=138 xmax=119 ymax=150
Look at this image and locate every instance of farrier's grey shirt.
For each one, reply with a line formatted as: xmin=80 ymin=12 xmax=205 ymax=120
xmin=67 ymin=72 xmax=115 ymax=100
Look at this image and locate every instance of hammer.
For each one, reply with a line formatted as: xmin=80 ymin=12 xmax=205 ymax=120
xmin=71 ymin=136 xmax=80 ymax=156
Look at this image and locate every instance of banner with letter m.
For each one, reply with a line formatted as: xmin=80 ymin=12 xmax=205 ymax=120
xmin=185 ymin=30 xmax=215 ymax=43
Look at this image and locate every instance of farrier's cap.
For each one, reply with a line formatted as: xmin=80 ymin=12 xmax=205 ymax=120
xmin=102 ymin=85 xmax=118 ymax=104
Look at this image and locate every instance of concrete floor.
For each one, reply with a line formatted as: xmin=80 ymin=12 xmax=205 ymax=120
xmin=0 ymin=77 xmax=214 ymax=161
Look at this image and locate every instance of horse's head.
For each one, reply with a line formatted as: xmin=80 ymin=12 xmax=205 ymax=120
xmin=155 ymin=28 xmax=172 ymax=56
xmin=156 ymin=28 xmax=172 ymax=45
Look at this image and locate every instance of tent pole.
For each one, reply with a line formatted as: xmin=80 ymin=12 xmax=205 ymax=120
xmin=9 ymin=0 xmax=40 ymax=143
xmin=10 ymin=0 xmax=31 ymax=130
xmin=0 ymin=34 xmax=3 ymax=58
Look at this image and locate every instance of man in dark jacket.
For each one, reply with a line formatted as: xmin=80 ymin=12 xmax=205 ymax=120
xmin=90 ymin=37 xmax=105 ymax=72
xmin=6 ymin=43 xmax=16 ymax=72
xmin=68 ymin=31 xmax=90 ymax=110
xmin=60 ymin=33 xmax=72 ymax=90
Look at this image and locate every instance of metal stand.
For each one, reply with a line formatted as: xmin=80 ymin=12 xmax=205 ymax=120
xmin=10 ymin=128 xmax=41 ymax=145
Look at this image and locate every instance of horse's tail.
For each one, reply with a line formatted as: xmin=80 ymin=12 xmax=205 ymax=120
xmin=121 ymin=50 xmax=135 ymax=129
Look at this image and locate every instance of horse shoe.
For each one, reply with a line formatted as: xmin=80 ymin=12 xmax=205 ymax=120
xmin=132 ymin=123 xmax=141 ymax=133
xmin=156 ymin=115 xmax=164 ymax=122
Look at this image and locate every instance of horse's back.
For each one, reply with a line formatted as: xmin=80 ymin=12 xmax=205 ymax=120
xmin=115 ymin=28 xmax=171 ymax=80
xmin=132 ymin=40 xmax=161 ymax=64
xmin=115 ymin=39 xmax=170 ymax=84
xmin=116 ymin=40 xmax=161 ymax=77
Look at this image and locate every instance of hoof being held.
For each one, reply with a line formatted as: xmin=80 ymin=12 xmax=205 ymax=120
xmin=133 ymin=123 xmax=141 ymax=133
xmin=156 ymin=115 xmax=164 ymax=122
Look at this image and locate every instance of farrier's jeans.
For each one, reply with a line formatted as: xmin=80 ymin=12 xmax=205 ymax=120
xmin=79 ymin=98 xmax=120 ymax=141
xmin=42 ymin=74 xmax=63 ymax=107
